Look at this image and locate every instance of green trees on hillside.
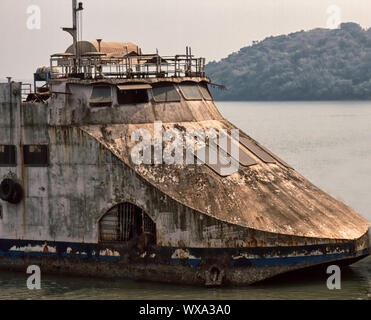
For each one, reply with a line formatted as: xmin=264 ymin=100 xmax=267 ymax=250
xmin=206 ymin=23 xmax=371 ymax=100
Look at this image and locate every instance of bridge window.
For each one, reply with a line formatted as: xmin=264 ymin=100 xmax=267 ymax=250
xmin=117 ymin=84 xmax=150 ymax=105
xmin=152 ymin=84 xmax=180 ymax=102
xmin=179 ymin=82 xmax=203 ymax=100
xmin=99 ymin=202 xmax=156 ymax=245
xmin=198 ymin=84 xmax=213 ymax=101
xmin=23 ymin=145 xmax=48 ymax=166
xmin=89 ymin=85 xmax=112 ymax=107
xmin=0 ymin=145 xmax=16 ymax=167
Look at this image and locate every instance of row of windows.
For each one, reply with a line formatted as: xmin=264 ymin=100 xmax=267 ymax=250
xmin=89 ymin=82 xmax=213 ymax=107
xmin=0 ymin=145 xmax=48 ymax=167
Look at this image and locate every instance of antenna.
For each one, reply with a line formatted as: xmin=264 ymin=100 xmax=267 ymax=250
xmin=62 ymin=0 xmax=84 ymax=72
xmin=96 ymin=39 xmax=102 ymax=52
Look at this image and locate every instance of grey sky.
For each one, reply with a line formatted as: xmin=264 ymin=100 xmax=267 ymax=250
xmin=1 ymin=0 xmax=371 ymax=79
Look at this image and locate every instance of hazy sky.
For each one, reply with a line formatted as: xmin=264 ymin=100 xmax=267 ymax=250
xmin=1 ymin=0 xmax=371 ymax=79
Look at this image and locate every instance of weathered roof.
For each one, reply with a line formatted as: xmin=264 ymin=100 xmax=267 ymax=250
xmin=81 ymin=119 xmax=370 ymax=240
xmin=65 ymin=40 xmax=141 ymax=57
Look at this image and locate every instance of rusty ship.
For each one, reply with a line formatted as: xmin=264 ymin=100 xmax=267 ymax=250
xmin=0 ymin=1 xmax=369 ymax=286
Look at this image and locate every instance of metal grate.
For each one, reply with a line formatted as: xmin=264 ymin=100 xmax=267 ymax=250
xmin=99 ymin=202 xmax=156 ymax=242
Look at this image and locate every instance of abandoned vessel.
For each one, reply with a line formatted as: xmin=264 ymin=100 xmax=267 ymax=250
xmin=0 ymin=1 xmax=369 ymax=286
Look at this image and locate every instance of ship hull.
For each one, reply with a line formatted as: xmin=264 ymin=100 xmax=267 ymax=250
xmin=1 ymin=82 xmax=370 ymax=287
xmin=0 ymin=235 xmax=368 ymax=286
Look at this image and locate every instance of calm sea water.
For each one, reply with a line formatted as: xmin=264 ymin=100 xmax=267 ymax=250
xmin=0 ymin=101 xmax=370 ymax=300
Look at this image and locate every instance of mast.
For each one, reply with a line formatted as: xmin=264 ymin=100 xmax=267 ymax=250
xmin=62 ymin=0 xmax=83 ymax=72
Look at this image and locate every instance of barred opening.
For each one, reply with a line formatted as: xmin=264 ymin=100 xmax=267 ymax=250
xmin=99 ymin=202 xmax=156 ymax=244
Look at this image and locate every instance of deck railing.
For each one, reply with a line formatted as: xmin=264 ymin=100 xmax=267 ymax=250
xmin=21 ymin=83 xmax=32 ymax=101
xmin=49 ymin=52 xmax=206 ymax=80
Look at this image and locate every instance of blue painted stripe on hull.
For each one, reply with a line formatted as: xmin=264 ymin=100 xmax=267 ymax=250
xmin=0 ymin=238 xmax=367 ymax=268
xmin=0 ymin=250 xmax=120 ymax=262
xmin=171 ymin=258 xmax=201 ymax=266
xmin=233 ymin=248 xmax=368 ymax=267
xmin=167 ymin=248 xmax=368 ymax=268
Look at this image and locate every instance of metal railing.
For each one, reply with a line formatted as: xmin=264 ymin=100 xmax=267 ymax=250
xmin=50 ymin=52 xmax=206 ymax=80
xmin=21 ymin=83 xmax=32 ymax=101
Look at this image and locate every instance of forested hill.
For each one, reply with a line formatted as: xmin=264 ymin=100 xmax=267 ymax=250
xmin=206 ymin=23 xmax=371 ymax=100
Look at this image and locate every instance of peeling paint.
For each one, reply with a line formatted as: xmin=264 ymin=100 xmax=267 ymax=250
xmin=0 ymin=79 xmax=369 ymax=286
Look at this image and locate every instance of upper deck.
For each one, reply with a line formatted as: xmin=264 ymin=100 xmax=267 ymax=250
xmin=24 ymin=40 xmax=220 ymax=105
xmin=49 ymin=41 xmax=206 ymax=81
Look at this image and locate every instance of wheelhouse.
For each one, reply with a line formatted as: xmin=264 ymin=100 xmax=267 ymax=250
xmin=88 ymin=81 xmax=214 ymax=107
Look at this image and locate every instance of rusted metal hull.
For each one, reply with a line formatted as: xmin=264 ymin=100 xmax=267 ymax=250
xmin=1 ymin=81 xmax=370 ymax=286
xmin=2 ymin=0 xmax=370 ymax=287
xmin=0 ymin=232 xmax=368 ymax=286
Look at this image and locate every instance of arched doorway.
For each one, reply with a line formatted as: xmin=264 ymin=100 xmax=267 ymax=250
xmin=99 ymin=202 xmax=156 ymax=244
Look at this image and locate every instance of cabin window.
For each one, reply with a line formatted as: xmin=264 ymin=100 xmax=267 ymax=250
xmin=0 ymin=145 xmax=16 ymax=166
xmin=198 ymin=84 xmax=213 ymax=101
xmin=117 ymin=84 xmax=149 ymax=105
xmin=23 ymin=145 xmax=48 ymax=166
xmin=89 ymin=85 xmax=112 ymax=107
xmin=99 ymin=202 xmax=156 ymax=245
xmin=179 ymin=83 xmax=203 ymax=100
xmin=152 ymin=84 xmax=181 ymax=102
